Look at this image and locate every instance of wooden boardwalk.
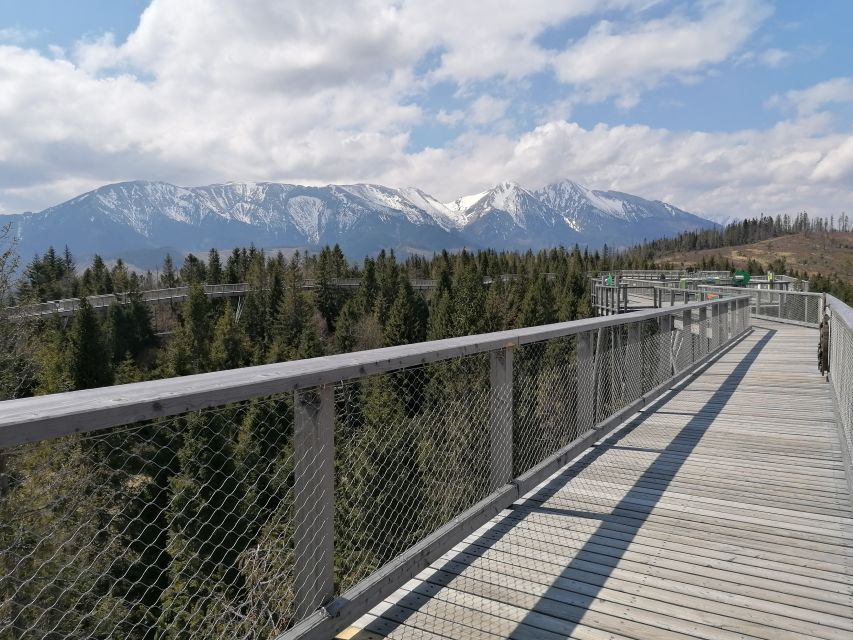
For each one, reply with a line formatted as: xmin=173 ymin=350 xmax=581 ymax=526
xmin=340 ymin=322 xmax=853 ymax=640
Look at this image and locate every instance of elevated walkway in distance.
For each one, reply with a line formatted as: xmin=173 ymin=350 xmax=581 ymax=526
xmin=341 ymin=321 xmax=853 ymax=640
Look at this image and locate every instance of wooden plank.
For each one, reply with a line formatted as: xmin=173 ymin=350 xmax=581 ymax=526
xmin=334 ymin=321 xmax=853 ymax=640
xmin=433 ymin=555 xmax=853 ymax=638
xmin=439 ymin=543 xmax=853 ymax=620
xmin=486 ymin=516 xmax=853 ymax=586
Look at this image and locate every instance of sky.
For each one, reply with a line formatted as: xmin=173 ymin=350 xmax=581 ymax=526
xmin=0 ymin=0 xmax=851 ymax=223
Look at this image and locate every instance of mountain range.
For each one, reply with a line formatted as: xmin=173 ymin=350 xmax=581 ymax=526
xmin=5 ymin=179 xmax=717 ymax=265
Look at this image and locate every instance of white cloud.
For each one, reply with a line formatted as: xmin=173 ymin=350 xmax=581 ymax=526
xmin=552 ymin=0 xmax=772 ymax=103
xmin=436 ymin=109 xmax=465 ymax=125
xmin=0 ymin=0 xmax=849 ymax=224
xmin=381 ymin=116 xmax=853 ymax=222
xmin=811 ymin=135 xmax=853 ymax=183
xmin=468 ymin=96 xmax=509 ymax=125
xmin=758 ymin=48 xmax=790 ymax=68
xmin=768 ymin=77 xmax=853 ymax=116
xmin=0 ymin=27 xmax=40 ymax=44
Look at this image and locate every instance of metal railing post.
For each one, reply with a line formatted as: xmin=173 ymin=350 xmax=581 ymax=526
xmin=293 ymin=386 xmax=335 ymax=619
xmin=670 ymin=289 xmax=676 ymax=307
xmin=727 ymin=300 xmax=740 ymax=339
xmin=711 ymin=303 xmax=721 ymax=350
xmin=681 ymin=308 xmax=693 ymax=370
xmin=659 ymin=313 xmax=673 ymax=379
xmin=490 ymin=347 xmax=513 ymax=489
xmin=626 ymin=322 xmax=642 ymax=398
xmin=577 ymin=331 xmax=595 ymax=430
xmin=698 ymin=306 xmax=708 ymax=356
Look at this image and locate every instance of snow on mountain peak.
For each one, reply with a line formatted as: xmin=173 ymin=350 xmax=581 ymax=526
xmin=17 ymin=177 xmax=717 ymax=262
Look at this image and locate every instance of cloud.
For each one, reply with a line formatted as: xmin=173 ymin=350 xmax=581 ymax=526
xmin=758 ymin=48 xmax=790 ymax=68
xmin=768 ymin=77 xmax=853 ymax=116
xmin=811 ymin=135 xmax=853 ymax=182
xmin=0 ymin=0 xmax=849 ymax=224
xmin=381 ymin=115 xmax=853 ymax=222
xmin=468 ymin=96 xmax=509 ymax=125
xmin=0 ymin=27 xmax=40 ymax=44
xmin=552 ymin=0 xmax=772 ymax=103
xmin=436 ymin=109 xmax=465 ymax=125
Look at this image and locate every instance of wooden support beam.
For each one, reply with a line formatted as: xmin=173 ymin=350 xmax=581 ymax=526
xmin=577 ymin=331 xmax=595 ymax=431
xmin=489 ymin=347 xmax=513 ymax=490
xmin=625 ymin=322 xmax=642 ymax=399
xmin=293 ymin=386 xmax=335 ymax=620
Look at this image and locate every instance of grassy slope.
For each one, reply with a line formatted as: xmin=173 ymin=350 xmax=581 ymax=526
xmin=658 ymin=231 xmax=853 ymax=281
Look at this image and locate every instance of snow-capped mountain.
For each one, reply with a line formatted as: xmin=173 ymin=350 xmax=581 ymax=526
xmin=6 ymin=179 xmax=716 ymax=265
xmin=444 ymin=182 xmax=571 ymax=249
xmin=536 ymin=179 xmax=714 ymax=245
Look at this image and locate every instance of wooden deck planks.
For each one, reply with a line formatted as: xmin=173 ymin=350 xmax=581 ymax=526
xmin=340 ymin=322 xmax=853 ymax=639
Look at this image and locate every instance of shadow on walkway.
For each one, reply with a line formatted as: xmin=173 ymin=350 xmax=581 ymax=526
xmin=361 ymin=328 xmax=775 ymax=638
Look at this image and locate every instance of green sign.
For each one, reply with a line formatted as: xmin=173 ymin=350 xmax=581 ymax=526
xmin=733 ymin=270 xmax=751 ymax=286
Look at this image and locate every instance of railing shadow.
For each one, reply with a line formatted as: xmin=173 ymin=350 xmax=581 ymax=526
xmin=357 ymin=327 xmax=774 ymax=638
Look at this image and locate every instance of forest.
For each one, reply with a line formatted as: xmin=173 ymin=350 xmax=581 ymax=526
xmin=632 ymin=210 xmax=851 ymax=255
xmin=0 ymin=214 xmax=851 ymax=639
xmin=2 ymin=240 xmax=604 ymax=399
xmin=1 ymin=235 xmax=611 ymax=639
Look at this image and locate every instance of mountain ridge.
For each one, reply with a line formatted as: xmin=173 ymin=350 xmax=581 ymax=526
xmin=6 ymin=179 xmax=717 ymax=264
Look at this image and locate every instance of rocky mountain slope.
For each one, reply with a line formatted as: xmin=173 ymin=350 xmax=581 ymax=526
xmin=6 ymin=179 xmax=717 ymax=262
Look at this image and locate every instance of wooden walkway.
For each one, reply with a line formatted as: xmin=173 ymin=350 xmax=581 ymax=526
xmin=340 ymin=322 xmax=853 ymax=640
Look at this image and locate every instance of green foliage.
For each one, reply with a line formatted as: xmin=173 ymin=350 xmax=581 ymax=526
xmin=68 ymin=297 xmax=113 ymax=390
xmin=210 ymin=303 xmax=249 ymax=371
xmin=1 ymin=241 xmax=608 ymax=639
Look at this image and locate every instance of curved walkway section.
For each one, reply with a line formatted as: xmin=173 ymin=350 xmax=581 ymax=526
xmin=341 ymin=322 xmax=853 ymax=640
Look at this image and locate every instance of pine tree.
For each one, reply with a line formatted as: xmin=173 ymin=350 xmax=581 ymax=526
xmin=68 ymin=297 xmax=113 ymax=389
xmin=161 ymin=254 xmax=178 ymax=288
xmin=452 ymin=259 xmax=485 ymax=335
xmin=161 ymin=410 xmax=246 ymax=639
xmin=207 ymin=249 xmax=223 ymax=285
xmin=168 ymin=284 xmax=211 ymax=374
xmin=334 ymin=301 xmax=359 ymax=353
xmin=316 ymin=247 xmax=341 ymax=332
xmin=384 ymin=278 xmax=422 ymax=346
xmin=210 ymin=303 xmax=248 ymax=370
xmin=180 ymin=254 xmax=207 ymax=285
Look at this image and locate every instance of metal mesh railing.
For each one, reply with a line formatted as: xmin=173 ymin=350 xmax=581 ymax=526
xmin=700 ymin=285 xmax=822 ymax=327
xmin=827 ymin=296 xmax=853 ymax=472
xmin=0 ymin=297 xmax=750 ymax=640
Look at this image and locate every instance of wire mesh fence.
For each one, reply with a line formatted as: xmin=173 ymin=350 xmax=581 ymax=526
xmin=0 ymin=297 xmax=750 ymax=640
xmin=1 ymin=396 xmax=299 ymax=640
xmin=827 ymin=296 xmax=853 ymax=471
xmin=700 ymin=285 xmax=822 ymax=326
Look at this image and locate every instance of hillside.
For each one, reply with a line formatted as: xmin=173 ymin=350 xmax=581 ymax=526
xmin=5 ymin=179 xmax=716 ymax=265
xmin=658 ymin=231 xmax=853 ymax=281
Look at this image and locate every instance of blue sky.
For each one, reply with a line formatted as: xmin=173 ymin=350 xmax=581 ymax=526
xmin=0 ymin=0 xmax=851 ymax=221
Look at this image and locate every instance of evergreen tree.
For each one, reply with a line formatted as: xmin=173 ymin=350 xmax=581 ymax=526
xmin=180 ymin=254 xmax=207 ymax=285
xmin=334 ymin=301 xmax=359 ymax=353
xmin=452 ymin=258 xmax=485 ymax=335
xmin=384 ymin=278 xmax=423 ymax=346
xmin=161 ymin=411 xmax=246 ymax=639
xmin=161 ymin=254 xmax=178 ymax=288
xmin=316 ymin=247 xmax=342 ymax=332
xmin=210 ymin=303 xmax=249 ymax=370
xmin=207 ymin=249 xmax=223 ymax=285
xmin=168 ymin=284 xmax=211 ymax=374
xmin=68 ymin=297 xmax=113 ymax=389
